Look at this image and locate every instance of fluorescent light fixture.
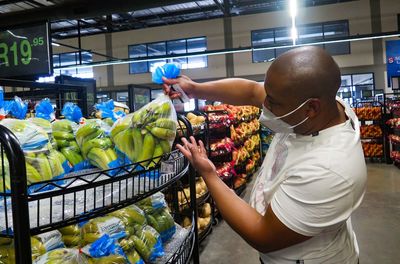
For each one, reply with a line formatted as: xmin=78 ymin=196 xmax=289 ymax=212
xmin=291 ymin=26 xmax=298 ymax=44
xmin=55 ymin=32 xmax=400 ymax=71
xmin=289 ymin=0 xmax=297 ymax=17
xmin=51 ymin=42 xmax=60 ymax=47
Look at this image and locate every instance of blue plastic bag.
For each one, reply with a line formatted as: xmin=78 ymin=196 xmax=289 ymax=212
xmin=9 ymin=96 xmax=27 ymax=119
xmin=61 ymin=102 xmax=83 ymax=123
xmin=95 ymin=100 xmax=126 ymax=121
xmin=35 ymin=98 xmax=55 ymax=121
xmin=152 ymin=63 xmax=181 ymax=84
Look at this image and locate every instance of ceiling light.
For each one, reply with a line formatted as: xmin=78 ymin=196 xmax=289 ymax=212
xmin=289 ymin=0 xmax=297 ymax=17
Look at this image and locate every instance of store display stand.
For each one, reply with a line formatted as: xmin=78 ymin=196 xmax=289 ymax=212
xmin=0 ymin=115 xmax=200 ymax=264
xmin=383 ymin=93 xmax=400 ymax=167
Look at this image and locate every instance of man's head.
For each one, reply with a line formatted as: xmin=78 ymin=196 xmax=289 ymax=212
xmin=263 ymin=46 xmax=341 ymax=135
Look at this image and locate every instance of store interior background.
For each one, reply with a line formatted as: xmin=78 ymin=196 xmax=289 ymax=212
xmin=49 ymin=0 xmax=400 ymax=110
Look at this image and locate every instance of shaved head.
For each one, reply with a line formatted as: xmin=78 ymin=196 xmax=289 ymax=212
xmin=266 ymin=46 xmax=341 ymax=105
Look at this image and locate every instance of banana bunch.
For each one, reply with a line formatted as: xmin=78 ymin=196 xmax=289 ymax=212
xmin=131 ymin=225 xmax=163 ymax=262
xmin=108 ymin=204 xmax=147 ymax=227
xmin=33 ymin=248 xmax=85 ymax=264
xmin=122 ymin=100 xmax=176 ymax=168
xmin=52 ymin=120 xmax=85 ymax=171
xmin=76 ymin=122 xmax=119 ymax=173
xmin=59 ymin=224 xmax=81 ymax=248
xmin=25 ymin=149 xmax=66 ymax=184
xmin=145 ymin=208 xmax=175 ymax=242
xmin=110 ymin=114 xmax=135 ymax=164
xmin=0 ymin=244 xmax=14 ymax=264
xmin=81 ymin=216 xmax=126 ymax=245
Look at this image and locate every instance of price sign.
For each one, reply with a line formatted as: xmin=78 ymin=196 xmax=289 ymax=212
xmin=0 ymin=22 xmax=52 ymax=78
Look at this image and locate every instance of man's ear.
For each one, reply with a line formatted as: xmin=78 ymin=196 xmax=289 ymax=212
xmin=306 ymin=99 xmax=321 ymax=118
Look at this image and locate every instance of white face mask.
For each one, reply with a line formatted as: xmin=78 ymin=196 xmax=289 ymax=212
xmin=259 ymin=99 xmax=311 ymax=133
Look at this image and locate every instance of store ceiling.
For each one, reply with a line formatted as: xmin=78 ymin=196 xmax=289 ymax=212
xmin=0 ymin=0 xmax=356 ymax=40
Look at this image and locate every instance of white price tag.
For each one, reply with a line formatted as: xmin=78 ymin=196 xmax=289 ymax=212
xmin=161 ymin=161 xmax=175 ymax=174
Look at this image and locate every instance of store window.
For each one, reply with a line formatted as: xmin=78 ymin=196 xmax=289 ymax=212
xmin=337 ymin=73 xmax=375 ymax=106
xmin=252 ymin=20 xmax=350 ymax=62
xmin=38 ymin=51 xmax=93 ymax=82
xmin=129 ymin=37 xmax=207 ymax=74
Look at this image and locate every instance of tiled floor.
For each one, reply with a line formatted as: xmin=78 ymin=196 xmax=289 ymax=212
xmin=199 ymin=163 xmax=400 ymax=263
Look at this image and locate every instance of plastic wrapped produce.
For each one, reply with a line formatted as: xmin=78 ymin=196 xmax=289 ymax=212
xmin=110 ymin=113 xmax=135 ymax=165
xmin=34 ymin=230 xmax=64 ymax=251
xmin=136 ymin=193 xmax=175 ymax=242
xmin=59 ymin=224 xmax=81 ymax=248
xmin=94 ymin=100 xmax=126 ymax=122
xmin=33 ymin=248 xmax=87 ymax=264
xmin=131 ymin=225 xmax=164 ymax=262
xmin=76 ymin=120 xmax=120 ymax=175
xmin=110 ymin=95 xmax=177 ymax=168
xmin=81 ymin=216 xmax=128 ymax=245
xmin=9 ymin=96 xmax=27 ymax=120
xmin=62 ymin=103 xmax=83 ymax=124
xmin=0 ymin=119 xmax=67 ymax=191
xmin=29 ymin=117 xmax=58 ymax=150
xmin=52 ymin=120 xmax=88 ymax=172
xmin=108 ymin=204 xmax=147 ymax=228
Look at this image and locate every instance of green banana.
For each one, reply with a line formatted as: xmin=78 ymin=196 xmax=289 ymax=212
xmin=105 ymin=148 xmax=118 ymax=162
xmin=110 ymin=123 xmax=130 ymax=140
xmin=59 ymin=225 xmax=80 ymax=236
xmin=131 ymin=128 xmax=143 ymax=162
xmin=62 ymin=235 xmax=80 ymax=247
xmin=132 ymin=235 xmax=151 ymax=261
xmin=81 ymin=138 xmax=113 ymax=157
xmin=148 ymin=144 xmax=163 ymax=168
xmin=31 ymin=237 xmax=46 ymax=260
xmin=52 ymin=120 xmax=72 ymax=132
xmin=26 ymin=162 xmax=43 ymax=184
xmin=87 ymin=148 xmax=113 ymax=170
xmin=138 ymin=133 xmax=155 ymax=167
xmin=126 ymin=248 xmax=142 ymax=264
xmin=150 ymin=127 xmax=176 ymax=140
xmin=153 ymin=118 xmax=177 ymax=130
xmin=76 ymin=123 xmax=99 ymax=146
xmin=53 ymin=131 xmax=75 ymax=141
xmin=68 ymin=141 xmax=80 ymax=153
xmin=61 ymin=148 xmax=83 ymax=166
xmin=48 ymin=150 xmax=65 ymax=177
xmin=146 ymin=215 xmax=160 ymax=231
xmin=55 ymin=139 xmax=70 ymax=148
xmin=159 ymin=140 xmax=171 ymax=154
xmin=114 ymin=129 xmax=135 ymax=162
xmin=154 ymin=102 xmax=171 ymax=116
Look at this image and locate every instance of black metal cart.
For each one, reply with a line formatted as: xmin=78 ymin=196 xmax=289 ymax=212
xmin=0 ymin=115 xmax=200 ymax=264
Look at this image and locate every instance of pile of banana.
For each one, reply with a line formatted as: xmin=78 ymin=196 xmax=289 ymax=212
xmin=1 ymin=119 xmax=68 ymax=187
xmin=33 ymin=248 xmax=85 ymax=264
xmin=111 ymin=99 xmax=177 ymax=168
xmin=29 ymin=118 xmax=57 ymax=149
xmin=59 ymin=224 xmax=81 ymax=248
xmin=0 ymin=237 xmax=46 ymax=263
xmin=52 ymin=120 xmax=86 ymax=171
xmin=76 ymin=121 xmax=119 ymax=173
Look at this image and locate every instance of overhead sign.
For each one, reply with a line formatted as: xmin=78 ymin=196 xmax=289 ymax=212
xmin=386 ymin=40 xmax=400 ymax=87
xmin=0 ymin=22 xmax=52 ymax=79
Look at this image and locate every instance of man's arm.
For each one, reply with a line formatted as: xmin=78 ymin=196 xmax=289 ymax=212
xmin=162 ymin=76 xmax=266 ymax=107
xmin=177 ymin=137 xmax=311 ymax=253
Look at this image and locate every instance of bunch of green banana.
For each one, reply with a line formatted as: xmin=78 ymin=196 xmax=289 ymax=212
xmin=125 ymin=248 xmax=142 ymax=264
xmin=108 ymin=205 xmax=147 ymax=228
xmin=25 ymin=151 xmax=53 ymax=182
xmin=52 ymin=120 xmax=85 ymax=170
xmin=131 ymin=225 xmax=161 ymax=262
xmin=81 ymin=216 xmax=125 ymax=245
xmin=103 ymin=118 xmax=115 ymax=127
xmin=33 ymin=248 xmax=83 ymax=264
xmin=145 ymin=208 xmax=175 ymax=240
xmin=77 ymin=122 xmax=119 ymax=172
xmin=59 ymin=224 xmax=81 ymax=248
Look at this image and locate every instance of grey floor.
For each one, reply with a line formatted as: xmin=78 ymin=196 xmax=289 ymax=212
xmin=199 ymin=163 xmax=400 ymax=264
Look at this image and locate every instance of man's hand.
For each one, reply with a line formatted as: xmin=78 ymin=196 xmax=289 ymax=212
xmin=176 ymin=136 xmax=216 ymax=178
xmin=162 ymin=75 xmax=196 ymax=100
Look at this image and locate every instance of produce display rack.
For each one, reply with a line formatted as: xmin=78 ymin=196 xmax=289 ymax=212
xmin=0 ymin=115 xmax=200 ymax=264
xmin=353 ymin=101 xmax=386 ymax=163
xmin=383 ymin=93 xmax=400 ymax=167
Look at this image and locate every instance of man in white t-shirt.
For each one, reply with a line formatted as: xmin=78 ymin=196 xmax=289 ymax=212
xmin=164 ymin=46 xmax=367 ymax=263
